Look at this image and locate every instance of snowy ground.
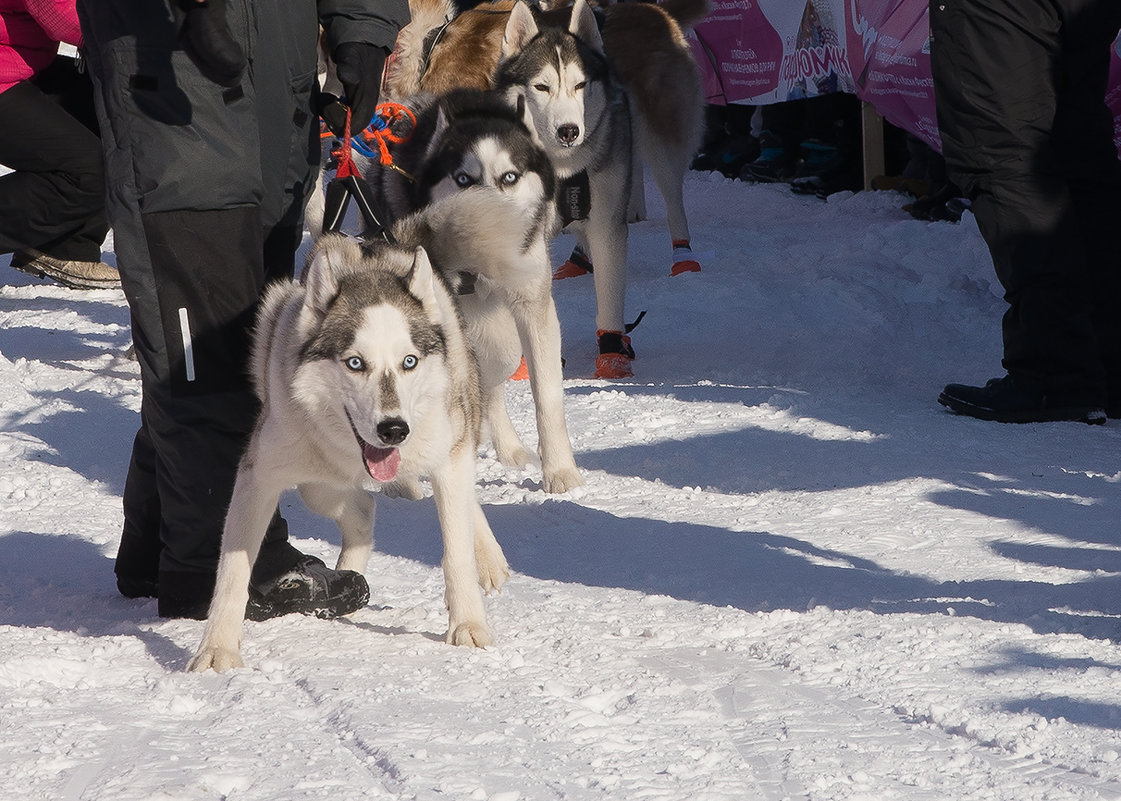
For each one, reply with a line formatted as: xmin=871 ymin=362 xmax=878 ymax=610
xmin=2 ymin=170 xmax=1121 ymax=801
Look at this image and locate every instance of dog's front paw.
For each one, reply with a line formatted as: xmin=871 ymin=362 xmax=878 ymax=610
xmin=494 ymin=440 xmax=531 ymax=469
xmin=187 ymin=645 xmax=244 ymax=673
xmin=542 ymin=465 xmax=584 ymax=494
xmin=447 ymin=621 xmax=494 ymax=648
xmin=477 ymin=550 xmax=510 ymax=594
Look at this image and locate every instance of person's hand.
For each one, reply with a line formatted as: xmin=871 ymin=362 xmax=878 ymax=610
xmin=174 ymin=0 xmax=246 ymax=88
xmin=332 ymin=42 xmax=388 ymax=136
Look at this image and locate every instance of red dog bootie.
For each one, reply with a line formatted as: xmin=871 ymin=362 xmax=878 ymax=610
xmin=509 ymin=357 xmax=530 ymax=380
xmin=595 ymin=330 xmax=635 ymax=379
xmin=670 ymin=239 xmax=701 ymax=276
xmin=554 ymin=245 xmax=593 ymax=280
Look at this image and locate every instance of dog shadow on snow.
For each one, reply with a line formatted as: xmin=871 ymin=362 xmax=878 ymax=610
xmin=375 ymin=495 xmax=1121 ymax=643
xmin=556 ymin=381 xmax=1121 ymax=588
xmin=374 ymin=494 xmax=1121 ymax=731
xmin=372 ymin=378 xmax=1121 ymax=729
xmin=375 ymin=380 xmax=1121 ymax=629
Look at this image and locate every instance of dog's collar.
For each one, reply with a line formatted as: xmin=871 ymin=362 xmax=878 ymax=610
xmin=556 ymin=170 xmax=591 ymax=226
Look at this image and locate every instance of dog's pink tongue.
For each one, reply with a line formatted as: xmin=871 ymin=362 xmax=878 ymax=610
xmin=363 ymin=444 xmax=400 ymax=482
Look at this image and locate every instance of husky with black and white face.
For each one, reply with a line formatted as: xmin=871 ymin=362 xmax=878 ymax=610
xmin=374 ymin=87 xmax=585 ymax=495
xmin=495 ymin=0 xmax=635 ymax=378
xmin=496 ymin=0 xmax=624 ymax=179
xmin=187 ymin=198 xmax=515 ymax=673
xmin=382 ymin=89 xmax=557 ymax=239
xmin=292 ymin=242 xmax=466 ymax=489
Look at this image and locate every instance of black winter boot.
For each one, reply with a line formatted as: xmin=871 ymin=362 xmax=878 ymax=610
xmin=938 ymin=375 xmax=1106 ymax=424
xmin=246 ymin=556 xmax=370 ymax=621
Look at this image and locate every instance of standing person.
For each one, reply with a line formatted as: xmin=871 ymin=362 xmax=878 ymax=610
xmin=931 ymin=0 xmax=1121 ymax=424
xmin=77 ymin=0 xmax=408 ymax=619
xmin=0 ymin=0 xmax=119 ymax=289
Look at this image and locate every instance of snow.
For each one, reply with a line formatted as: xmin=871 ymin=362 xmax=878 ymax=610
xmin=2 ymin=171 xmax=1121 ymax=800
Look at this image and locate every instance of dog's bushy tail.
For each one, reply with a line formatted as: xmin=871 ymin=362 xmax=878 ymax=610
xmin=392 ymin=189 xmax=543 ymax=279
xmin=658 ymin=0 xmax=712 ymax=28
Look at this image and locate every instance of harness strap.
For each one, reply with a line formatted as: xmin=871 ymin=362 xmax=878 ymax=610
xmin=322 ymin=104 xmax=418 ymax=242
xmin=419 ymin=13 xmax=455 ymax=80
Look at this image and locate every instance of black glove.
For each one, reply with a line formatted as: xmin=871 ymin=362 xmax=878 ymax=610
xmin=332 ymin=42 xmax=388 ymax=136
xmin=173 ymin=0 xmax=246 ymax=88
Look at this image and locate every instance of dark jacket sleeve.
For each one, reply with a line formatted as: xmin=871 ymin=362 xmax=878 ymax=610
xmin=318 ymin=0 xmax=410 ymax=53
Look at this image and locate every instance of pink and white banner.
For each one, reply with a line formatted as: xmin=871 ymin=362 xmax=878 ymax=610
xmin=691 ymin=0 xmax=1121 ymax=153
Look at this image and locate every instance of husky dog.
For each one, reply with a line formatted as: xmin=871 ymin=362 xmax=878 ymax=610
xmin=385 ymin=0 xmax=709 ymax=357
xmin=502 ymin=0 xmax=635 ymax=379
xmin=374 ymin=88 xmax=584 ymax=494
xmin=187 ymin=193 xmax=517 ymax=673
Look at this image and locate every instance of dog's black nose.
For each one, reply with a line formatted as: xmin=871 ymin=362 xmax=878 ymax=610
xmin=557 ymin=124 xmax=580 ymax=145
xmin=376 ymin=418 xmax=409 ymax=445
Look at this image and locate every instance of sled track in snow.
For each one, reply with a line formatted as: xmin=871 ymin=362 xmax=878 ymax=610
xmin=646 ymin=648 xmax=1121 ymax=800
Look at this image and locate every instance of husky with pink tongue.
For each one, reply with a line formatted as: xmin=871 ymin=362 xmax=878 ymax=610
xmin=189 ymin=224 xmax=509 ymax=673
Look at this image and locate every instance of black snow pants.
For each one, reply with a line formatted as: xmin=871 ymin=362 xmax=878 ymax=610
xmin=930 ymin=0 xmax=1121 ymax=406
xmin=0 ymin=56 xmax=108 ymax=263
xmin=78 ymin=0 xmax=322 ymax=616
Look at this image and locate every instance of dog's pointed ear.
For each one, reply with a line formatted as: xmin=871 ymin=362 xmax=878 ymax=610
xmin=434 ymin=104 xmax=450 ymax=139
xmin=425 ymin=104 xmax=451 ymax=163
xmin=502 ymin=1 xmax=539 ymax=60
xmin=407 ymin=246 xmax=440 ymax=315
xmin=513 ymin=90 xmax=543 ymax=146
xmin=303 ymin=234 xmax=350 ymax=312
xmin=569 ymin=0 xmax=603 ymax=54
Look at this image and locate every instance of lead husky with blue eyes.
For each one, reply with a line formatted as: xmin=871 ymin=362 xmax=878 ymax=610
xmin=188 ymin=192 xmax=518 ymax=673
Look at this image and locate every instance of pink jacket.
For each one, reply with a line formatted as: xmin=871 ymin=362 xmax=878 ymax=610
xmin=0 ymin=0 xmax=83 ymax=94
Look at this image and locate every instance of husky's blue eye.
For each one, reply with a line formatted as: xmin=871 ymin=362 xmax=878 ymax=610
xmin=501 ymin=171 xmax=519 ymax=185
xmin=453 ymin=171 xmax=474 ymax=188
xmin=344 ymin=356 xmax=364 ymax=372
xmin=402 ymin=354 xmax=419 ymax=370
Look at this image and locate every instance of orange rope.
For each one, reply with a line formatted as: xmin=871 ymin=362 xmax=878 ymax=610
xmin=327 ymin=102 xmax=417 ymax=180
xmin=359 ymin=102 xmax=417 ymax=167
